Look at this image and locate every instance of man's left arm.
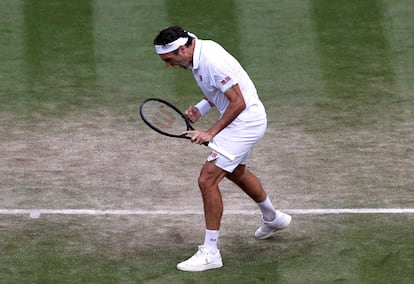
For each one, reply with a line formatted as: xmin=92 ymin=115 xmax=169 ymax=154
xmin=185 ymin=84 xmax=245 ymax=145
xmin=207 ymin=84 xmax=245 ymax=137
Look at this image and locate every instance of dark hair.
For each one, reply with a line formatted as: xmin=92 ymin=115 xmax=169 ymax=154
xmin=153 ymin=26 xmax=194 ymax=53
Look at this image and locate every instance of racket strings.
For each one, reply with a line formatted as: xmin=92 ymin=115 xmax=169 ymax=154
xmin=141 ymin=101 xmax=188 ymax=136
xmin=153 ymin=105 xmax=175 ymax=128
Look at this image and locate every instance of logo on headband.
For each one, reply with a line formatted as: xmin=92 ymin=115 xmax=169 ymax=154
xmin=155 ymin=37 xmax=188 ymax=54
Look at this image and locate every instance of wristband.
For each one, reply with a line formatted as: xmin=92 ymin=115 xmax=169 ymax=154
xmin=195 ymin=99 xmax=211 ymax=116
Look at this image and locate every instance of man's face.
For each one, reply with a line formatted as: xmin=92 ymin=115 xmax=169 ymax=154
xmin=159 ymin=46 xmax=191 ymax=69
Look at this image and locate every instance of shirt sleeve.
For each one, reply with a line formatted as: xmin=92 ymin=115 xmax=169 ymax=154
xmin=211 ymin=57 xmax=239 ymax=93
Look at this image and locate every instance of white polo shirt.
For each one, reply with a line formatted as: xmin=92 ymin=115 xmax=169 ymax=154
xmin=190 ymin=39 xmax=266 ymax=126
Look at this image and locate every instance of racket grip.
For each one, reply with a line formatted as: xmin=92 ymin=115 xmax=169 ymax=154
xmin=207 ymin=142 xmax=236 ymax=161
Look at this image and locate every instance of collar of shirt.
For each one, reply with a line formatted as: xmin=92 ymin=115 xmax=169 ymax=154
xmin=189 ymin=39 xmax=202 ymax=70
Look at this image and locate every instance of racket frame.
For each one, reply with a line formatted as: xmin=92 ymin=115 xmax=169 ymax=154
xmin=139 ymin=98 xmax=236 ymax=161
xmin=139 ymin=98 xmax=192 ymax=139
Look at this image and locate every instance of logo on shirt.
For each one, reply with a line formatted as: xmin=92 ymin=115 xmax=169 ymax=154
xmin=199 ymin=75 xmax=203 ymax=82
xmin=220 ymin=76 xmax=231 ymax=85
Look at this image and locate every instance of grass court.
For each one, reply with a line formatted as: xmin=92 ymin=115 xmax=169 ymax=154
xmin=1 ymin=0 xmax=413 ymax=283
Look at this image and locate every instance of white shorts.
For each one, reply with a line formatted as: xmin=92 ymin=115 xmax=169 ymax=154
xmin=207 ymin=117 xmax=267 ymax=172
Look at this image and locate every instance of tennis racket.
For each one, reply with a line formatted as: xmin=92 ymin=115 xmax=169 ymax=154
xmin=139 ymin=98 xmax=235 ymax=161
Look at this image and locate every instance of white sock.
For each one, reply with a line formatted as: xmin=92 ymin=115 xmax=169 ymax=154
xmin=203 ymin=229 xmax=220 ymax=252
xmin=257 ymin=196 xmax=276 ymax=221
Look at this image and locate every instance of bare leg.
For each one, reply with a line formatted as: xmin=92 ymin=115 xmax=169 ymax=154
xmin=198 ymin=161 xmax=227 ymax=230
xmin=226 ymin=164 xmax=267 ymax=202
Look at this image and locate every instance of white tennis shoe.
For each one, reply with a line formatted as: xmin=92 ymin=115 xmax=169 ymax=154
xmin=177 ymin=245 xmax=223 ymax=272
xmin=255 ymin=210 xmax=292 ymax=239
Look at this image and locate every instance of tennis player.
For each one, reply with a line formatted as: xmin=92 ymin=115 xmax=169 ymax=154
xmin=153 ymin=26 xmax=291 ymax=272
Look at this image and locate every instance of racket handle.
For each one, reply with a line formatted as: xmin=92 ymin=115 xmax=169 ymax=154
xmin=207 ymin=142 xmax=236 ymax=161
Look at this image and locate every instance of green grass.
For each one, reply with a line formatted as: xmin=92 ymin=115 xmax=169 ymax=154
xmin=0 ymin=0 xmax=413 ymax=283
xmin=1 ymin=215 xmax=413 ymax=283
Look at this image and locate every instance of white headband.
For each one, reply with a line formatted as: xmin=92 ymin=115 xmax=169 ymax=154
xmin=155 ymin=37 xmax=188 ymax=55
xmin=154 ymin=32 xmax=197 ymax=55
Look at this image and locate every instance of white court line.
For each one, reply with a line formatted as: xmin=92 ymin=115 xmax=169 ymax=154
xmin=0 ymin=208 xmax=414 ymax=218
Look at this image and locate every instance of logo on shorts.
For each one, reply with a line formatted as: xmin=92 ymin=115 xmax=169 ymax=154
xmin=220 ymin=76 xmax=231 ymax=85
xmin=199 ymin=75 xmax=203 ymax=81
xmin=210 ymin=152 xmax=217 ymax=159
